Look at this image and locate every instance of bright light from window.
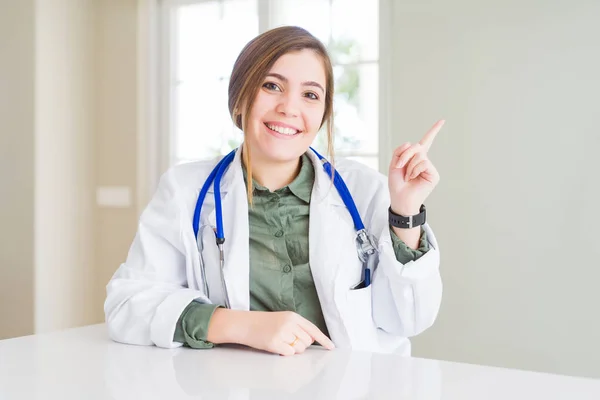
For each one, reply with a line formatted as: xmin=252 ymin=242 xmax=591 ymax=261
xmin=174 ymin=1 xmax=258 ymax=163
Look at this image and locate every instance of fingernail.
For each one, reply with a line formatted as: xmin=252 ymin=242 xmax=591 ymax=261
xmin=397 ymin=161 xmax=405 ymax=169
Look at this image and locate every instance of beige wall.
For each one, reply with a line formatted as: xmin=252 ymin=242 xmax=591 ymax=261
xmin=34 ymin=0 xmax=97 ymax=333
xmin=0 ymin=0 xmax=102 ymax=338
xmin=392 ymin=0 xmax=600 ymax=378
xmin=0 ymin=0 xmax=36 ymax=340
xmin=93 ymin=0 xmax=140 ymax=323
xmin=0 ymin=0 xmax=141 ymax=338
xmin=0 ymin=0 xmax=140 ymax=338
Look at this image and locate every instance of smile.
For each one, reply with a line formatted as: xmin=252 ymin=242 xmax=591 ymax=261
xmin=264 ymin=122 xmax=300 ymax=136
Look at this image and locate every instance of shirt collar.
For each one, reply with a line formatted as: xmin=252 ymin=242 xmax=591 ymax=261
xmin=287 ymin=153 xmax=314 ymax=203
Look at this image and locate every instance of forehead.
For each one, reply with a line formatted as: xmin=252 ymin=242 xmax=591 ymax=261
xmin=268 ymin=49 xmax=327 ymax=86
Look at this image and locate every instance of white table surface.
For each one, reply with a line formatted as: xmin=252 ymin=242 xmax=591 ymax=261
xmin=1 ymin=324 xmax=599 ymax=399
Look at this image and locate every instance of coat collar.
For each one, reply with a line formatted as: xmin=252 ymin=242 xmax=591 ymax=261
xmin=206 ymin=148 xmax=243 ymax=195
xmin=305 ymin=149 xmax=345 ymax=207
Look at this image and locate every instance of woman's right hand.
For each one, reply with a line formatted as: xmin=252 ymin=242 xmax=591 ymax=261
xmin=242 ymin=311 xmax=335 ymax=356
xmin=207 ymin=309 xmax=335 ymax=356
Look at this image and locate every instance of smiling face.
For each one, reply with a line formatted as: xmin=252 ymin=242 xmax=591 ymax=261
xmin=243 ymin=49 xmax=327 ymax=164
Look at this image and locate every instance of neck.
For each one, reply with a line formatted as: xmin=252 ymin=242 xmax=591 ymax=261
xmin=245 ymin=154 xmax=302 ymax=192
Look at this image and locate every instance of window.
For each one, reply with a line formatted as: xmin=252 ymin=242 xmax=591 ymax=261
xmin=159 ymin=0 xmax=381 ymax=172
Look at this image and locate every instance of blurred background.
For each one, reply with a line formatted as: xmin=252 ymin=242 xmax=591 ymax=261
xmin=1 ymin=0 xmax=599 ymax=379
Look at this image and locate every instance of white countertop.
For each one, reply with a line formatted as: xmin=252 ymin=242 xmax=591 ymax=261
xmin=1 ymin=324 xmax=599 ymax=399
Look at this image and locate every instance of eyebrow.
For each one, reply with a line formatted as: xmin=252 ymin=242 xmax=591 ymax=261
xmin=266 ymin=73 xmax=325 ymax=94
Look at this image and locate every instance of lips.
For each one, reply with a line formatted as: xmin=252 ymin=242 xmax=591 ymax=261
xmin=264 ymin=122 xmax=301 ymax=136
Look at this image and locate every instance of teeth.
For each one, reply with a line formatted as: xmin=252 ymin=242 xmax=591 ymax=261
xmin=266 ymin=123 xmax=298 ymax=135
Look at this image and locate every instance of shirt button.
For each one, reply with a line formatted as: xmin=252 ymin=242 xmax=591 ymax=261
xmin=274 ymin=230 xmax=284 ymax=237
xmin=283 ymin=265 xmax=292 ymax=273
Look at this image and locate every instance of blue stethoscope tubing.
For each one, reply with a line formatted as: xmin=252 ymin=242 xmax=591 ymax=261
xmin=193 ymin=147 xmax=378 ymax=308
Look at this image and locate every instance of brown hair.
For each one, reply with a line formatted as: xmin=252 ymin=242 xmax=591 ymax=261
xmin=228 ymin=26 xmax=335 ymax=203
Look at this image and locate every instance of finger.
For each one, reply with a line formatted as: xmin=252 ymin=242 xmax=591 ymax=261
xmin=390 ymin=143 xmax=411 ymax=170
xmin=284 ymin=332 xmax=308 ymax=354
xmin=413 ymin=159 xmax=440 ymax=184
xmin=284 ymin=330 xmax=311 ymax=355
xmin=293 ymin=328 xmax=314 ymax=349
xmin=404 ymin=152 xmax=426 ymax=181
xmin=291 ymin=338 xmax=309 ymax=354
xmin=391 ymin=142 xmax=411 ymax=161
xmin=419 ymin=119 xmax=445 ymax=152
xmin=277 ymin=343 xmax=296 ymax=356
xmin=408 ymin=159 xmax=428 ymax=180
xmin=396 ymin=144 xmax=420 ymax=169
xmin=298 ymin=318 xmax=335 ymax=350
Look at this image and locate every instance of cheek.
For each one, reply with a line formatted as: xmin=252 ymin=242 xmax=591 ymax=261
xmin=306 ymin=107 xmax=326 ymax=134
xmin=247 ymin=105 xmax=268 ymax=134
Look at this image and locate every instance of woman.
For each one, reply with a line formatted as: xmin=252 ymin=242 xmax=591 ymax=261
xmin=105 ymin=26 xmax=443 ymax=357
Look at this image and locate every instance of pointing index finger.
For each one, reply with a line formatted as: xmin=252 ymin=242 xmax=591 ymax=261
xmin=419 ymin=119 xmax=445 ymax=151
xmin=299 ymin=317 xmax=335 ymax=350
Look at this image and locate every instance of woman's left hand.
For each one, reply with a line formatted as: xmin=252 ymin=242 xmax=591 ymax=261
xmin=388 ymin=120 xmax=444 ymax=216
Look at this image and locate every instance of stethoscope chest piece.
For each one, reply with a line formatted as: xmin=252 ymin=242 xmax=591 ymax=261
xmin=352 ymin=229 xmax=379 ymax=290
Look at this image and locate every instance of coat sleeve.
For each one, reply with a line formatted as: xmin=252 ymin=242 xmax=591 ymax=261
xmin=363 ymin=173 xmax=443 ymax=338
xmin=104 ymin=168 xmax=208 ymax=348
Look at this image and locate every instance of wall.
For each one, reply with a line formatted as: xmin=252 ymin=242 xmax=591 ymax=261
xmin=93 ymin=0 xmax=140 ymax=322
xmin=0 ymin=0 xmax=36 ymax=340
xmin=0 ymin=0 xmax=97 ymax=338
xmin=34 ymin=0 xmax=97 ymax=333
xmin=391 ymin=0 xmax=600 ymax=379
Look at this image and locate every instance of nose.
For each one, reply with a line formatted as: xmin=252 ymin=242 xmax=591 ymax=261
xmin=275 ymin=92 xmax=300 ymax=118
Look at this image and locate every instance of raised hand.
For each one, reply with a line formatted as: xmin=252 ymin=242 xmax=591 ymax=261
xmin=388 ymin=120 xmax=444 ymax=216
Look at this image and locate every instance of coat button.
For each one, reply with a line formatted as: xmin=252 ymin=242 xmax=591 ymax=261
xmin=274 ymin=230 xmax=284 ymax=237
xmin=283 ymin=265 xmax=292 ymax=273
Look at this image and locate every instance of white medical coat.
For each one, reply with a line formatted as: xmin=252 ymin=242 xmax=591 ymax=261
xmin=104 ymin=149 xmax=442 ymax=355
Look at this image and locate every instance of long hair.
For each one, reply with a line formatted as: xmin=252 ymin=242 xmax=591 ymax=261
xmin=228 ymin=26 xmax=335 ymax=203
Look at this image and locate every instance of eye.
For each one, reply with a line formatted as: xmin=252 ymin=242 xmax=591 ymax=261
xmin=263 ymin=82 xmax=281 ymax=92
xmin=304 ymin=92 xmax=319 ymax=100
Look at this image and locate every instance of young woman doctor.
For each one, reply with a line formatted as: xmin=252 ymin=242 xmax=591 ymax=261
xmin=105 ymin=26 xmax=443 ymax=357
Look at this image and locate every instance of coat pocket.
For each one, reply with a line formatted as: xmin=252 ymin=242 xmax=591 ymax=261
xmin=342 ymin=285 xmax=379 ymax=351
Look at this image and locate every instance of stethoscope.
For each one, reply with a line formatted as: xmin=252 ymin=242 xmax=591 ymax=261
xmin=192 ymin=147 xmax=379 ymax=309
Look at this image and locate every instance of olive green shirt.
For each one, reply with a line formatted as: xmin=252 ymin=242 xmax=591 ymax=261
xmin=174 ymin=155 xmax=430 ymax=348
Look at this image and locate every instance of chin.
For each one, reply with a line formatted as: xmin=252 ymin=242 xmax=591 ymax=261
xmin=254 ymin=138 xmax=310 ymax=163
xmin=257 ymin=144 xmax=306 ymax=164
